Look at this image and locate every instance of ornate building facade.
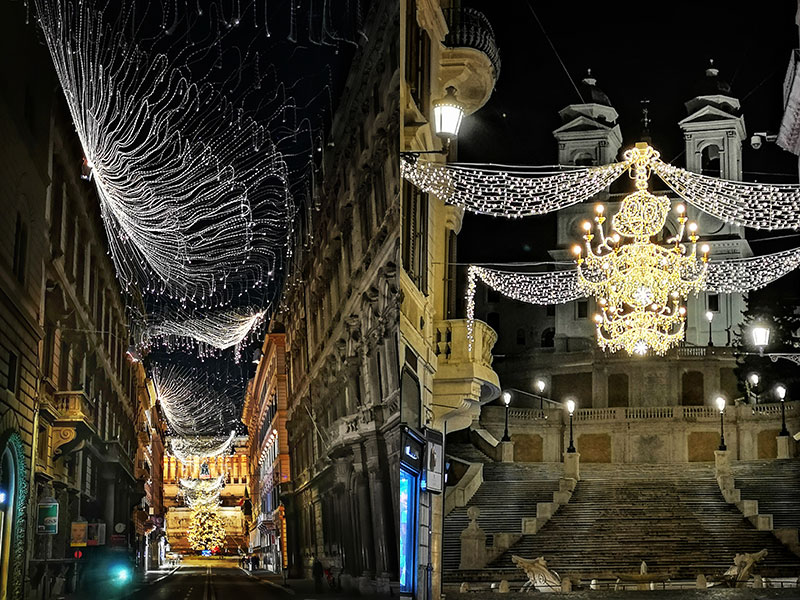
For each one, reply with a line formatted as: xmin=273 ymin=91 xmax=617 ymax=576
xmin=275 ymin=0 xmax=401 ymax=593
xmin=400 ymin=2 xmax=500 ymax=599
xmin=162 ymin=438 xmax=249 ymax=554
xmin=471 ymin=68 xmax=795 ymax=463
xmin=242 ymin=333 xmax=290 ymax=572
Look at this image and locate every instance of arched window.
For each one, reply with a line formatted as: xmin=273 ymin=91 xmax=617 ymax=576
xmin=401 ymin=368 xmax=421 ymax=428
xmin=701 ymin=145 xmax=721 ymax=178
xmin=541 ymin=327 xmax=555 ymax=348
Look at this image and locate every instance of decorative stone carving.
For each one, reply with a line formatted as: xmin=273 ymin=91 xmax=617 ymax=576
xmin=719 ymin=549 xmax=768 ymax=587
xmin=512 ymin=555 xmax=561 ymax=593
xmin=51 ymin=426 xmax=77 ymax=455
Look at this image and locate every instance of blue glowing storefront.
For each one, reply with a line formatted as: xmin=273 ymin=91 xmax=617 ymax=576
xmin=399 ymin=427 xmax=425 ymax=598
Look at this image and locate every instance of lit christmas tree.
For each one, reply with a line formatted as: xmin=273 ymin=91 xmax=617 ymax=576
xmin=188 ymin=507 xmax=225 ymax=552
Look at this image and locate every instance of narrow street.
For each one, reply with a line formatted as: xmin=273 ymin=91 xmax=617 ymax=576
xmin=131 ymin=564 xmax=290 ymax=600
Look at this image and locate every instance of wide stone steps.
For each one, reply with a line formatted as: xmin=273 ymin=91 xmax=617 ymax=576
xmin=485 ymin=464 xmax=800 ymax=580
xmin=443 ymin=462 xmax=563 ymax=571
xmin=731 ymin=459 xmax=800 ymax=530
xmin=447 ymin=443 xmax=494 ymax=464
xmin=442 ymin=462 xmax=800 ymax=581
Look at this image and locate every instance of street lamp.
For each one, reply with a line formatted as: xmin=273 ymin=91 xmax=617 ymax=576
xmin=501 ymin=390 xmax=512 ymax=442
xmin=748 ymin=372 xmax=760 ymax=404
xmin=536 ymin=379 xmax=546 ymax=409
xmin=751 ymin=325 xmax=770 ymax=356
xmin=776 ymin=384 xmax=789 ymax=437
xmin=705 ymin=310 xmax=714 ymax=347
xmin=566 ymin=399 xmax=576 ymax=453
xmin=715 ymin=396 xmax=727 ymax=451
xmin=432 ymin=86 xmax=465 ymax=139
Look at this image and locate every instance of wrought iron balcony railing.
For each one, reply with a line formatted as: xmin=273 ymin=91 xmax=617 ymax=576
xmin=443 ymin=7 xmax=501 ymax=79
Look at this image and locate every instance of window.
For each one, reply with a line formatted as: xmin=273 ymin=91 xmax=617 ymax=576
xmin=37 ymin=425 xmax=48 ymax=461
xmin=13 ymin=213 xmax=27 ymax=283
xmin=402 ymin=181 xmax=428 ymax=294
xmin=516 ymin=328 xmax=526 ymax=346
xmin=681 ymin=371 xmax=705 ymax=406
xmin=401 ymin=369 xmax=422 ymax=429
xmin=577 ymin=300 xmax=589 ymax=319
xmin=541 ymin=327 xmax=555 ymax=348
xmin=701 ymin=145 xmax=721 ymax=177
xmin=707 ymin=293 xmax=719 ymax=312
xmin=486 ymin=312 xmax=500 ymax=333
xmin=5 ymin=351 xmax=18 ymax=393
xmin=607 ymin=373 xmax=629 ymax=407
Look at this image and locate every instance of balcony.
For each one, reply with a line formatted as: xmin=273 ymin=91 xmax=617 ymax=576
xmin=52 ymin=390 xmax=97 ymax=458
xmin=432 ymin=319 xmax=500 ymax=429
xmin=438 ymin=7 xmax=499 ymax=114
xmin=325 ymin=412 xmax=368 ymax=455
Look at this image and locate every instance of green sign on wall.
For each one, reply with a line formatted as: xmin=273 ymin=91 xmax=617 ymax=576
xmin=37 ymin=502 xmax=59 ymax=535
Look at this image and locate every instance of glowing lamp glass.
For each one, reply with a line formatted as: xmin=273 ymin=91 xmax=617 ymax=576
xmin=501 ymin=391 xmax=512 ymax=406
xmin=433 ymin=89 xmax=464 ymax=138
xmin=752 ymin=326 xmax=770 ymax=348
xmin=715 ymin=396 xmax=726 ymax=412
xmin=566 ymin=399 xmax=575 ymax=414
xmin=748 ymin=373 xmax=759 ymax=386
xmin=775 ymin=385 xmax=786 ymax=400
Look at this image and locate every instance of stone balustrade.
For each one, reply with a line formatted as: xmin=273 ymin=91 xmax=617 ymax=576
xmin=54 ymin=390 xmax=95 ymax=423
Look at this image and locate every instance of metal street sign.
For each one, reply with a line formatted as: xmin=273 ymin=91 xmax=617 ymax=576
xmin=37 ymin=502 xmax=59 ymax=534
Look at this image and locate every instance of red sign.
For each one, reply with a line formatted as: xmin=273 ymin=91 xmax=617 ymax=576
xmin=73 ymin=550 xmax=83 ymax=559
xmin=110 ymin=534 xmax=127 ymax=547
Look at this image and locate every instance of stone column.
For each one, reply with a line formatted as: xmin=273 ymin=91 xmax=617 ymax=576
xmin=777 ymin=436 xmax=791 ymax=459
xmin=564 ymin=452 xmax=580 ymax=481
xmin=355 ymin=472 xmax=375 ymax=575
xmin=459 ymin=507 xmax=487 ymax=570
xmin=499 ymin=441 xmax=514 ymax=462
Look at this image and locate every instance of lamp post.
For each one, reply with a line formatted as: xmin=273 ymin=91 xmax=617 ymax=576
xmin=751 ymin=325 xmax=770 ymax=356
xmin=776 ymin=384 xmax=789 ymax=437
xmin=705 ymin=310 xmax=714 ymax=347
xmin=716 ymin=396 xmax=727 ymax=451
xmin=566 ymin=399 xmax=576 ymax=453
xmin=432 ymin=86 xmax=465 ymax=140
xmin=501 ymin=390 xmax=512 ymax=442
xmin=536 ymin=379 xmax=546 ymax=409
xmin=748 ymin=372 xmax=760 ymax=404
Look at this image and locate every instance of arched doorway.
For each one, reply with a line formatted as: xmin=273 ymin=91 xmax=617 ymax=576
xmin=0 ymin=432 xmax=26 ymax=600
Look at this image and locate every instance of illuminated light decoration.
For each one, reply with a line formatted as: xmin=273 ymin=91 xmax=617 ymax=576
xmin=138 ymin=308 xmax=268 ymax=362
xmin=188 ymin=506 xmax=226 ymax=552
xmin=466 ymin=244 xmax=800 ymax=350
xmin=169 ymin=433 xmax=236 ymax=464
xmin=652 ymin=161 xmax=800 ymax=230
xmin=401 ymin=158 xmax=631 ymax=218
xmin=403 ymin=147 xmax=800 ymax=232
xmin=152 ymin=365 xmax=240 ymax=463
xmin=575 ymin=144 xmax=708 ymax=355
xmin=703 ymin=247 xmax=800 ymax=293
xmin=179 ymin=476 xmax=225 ymax=509
xmin=34 ymin=0 xmax=293 ymax=304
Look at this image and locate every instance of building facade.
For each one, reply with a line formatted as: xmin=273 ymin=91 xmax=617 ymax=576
xmin=471 ymin=68 xmax=796 ymax=462
xmin=276 ymin=0 xmax=401 ymax=593
xmin=162 ymin=438 xmax=249 ymax=554
xmin=400 ymin=2 xmax=501 ymax=599
xmin=242 ymin=333 xmax=290 ymax=572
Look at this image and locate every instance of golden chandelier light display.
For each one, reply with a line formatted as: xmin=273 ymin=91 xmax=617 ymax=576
xmin=574 ymin=143 xmax=708 ymax=355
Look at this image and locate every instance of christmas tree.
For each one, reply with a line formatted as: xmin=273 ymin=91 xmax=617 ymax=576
xmin=188 ymin=507 xmax=225 ymax=552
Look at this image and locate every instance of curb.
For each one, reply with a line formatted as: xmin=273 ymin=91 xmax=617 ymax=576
xmin=239 ymin=567 xmax=296 ymax=596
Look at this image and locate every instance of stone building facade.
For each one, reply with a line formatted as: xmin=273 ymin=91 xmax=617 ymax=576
xmin=162 ymin=438 xmax=249 ymax=553
xmin=242 ymin=333 xmax=290 ymax=572
xmin=1 ymin=5 xmax=164 ymax=597
xmin=400 ymin=2 xmax=500 ymax=599
xmin=276 ymin=0 xmax=401 ymax=593
xmin=472 ymin=69 xmax=796 ymax=462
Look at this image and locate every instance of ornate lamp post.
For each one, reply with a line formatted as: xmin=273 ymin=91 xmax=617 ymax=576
xmin=501 ymin=390 xmax=512 ymax=442
xmin=433 ymin=87 xmax=465 ymax=140
xmin=705 ymin=310 xmax=714 ymax=347
xmin=536 ymin=379 xmax=546 ymax=409
xmin=776 ymin=384 xmax=789 ymax=437
xmin=752 ymin=325 xmax=770 ymax=356
xmin=566 ymin=399 xmax=576 ymax=453
xmin=748 ymin=372 xmax=760 ymax=404
xmin=716 ymin=396 xmax=727 ymax=451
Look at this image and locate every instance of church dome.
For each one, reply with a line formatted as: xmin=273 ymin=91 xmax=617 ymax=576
xmin=580 ymin=69 xmax=613 ymax=107
xmin=685 ymin=60 xmax=740 ymax=115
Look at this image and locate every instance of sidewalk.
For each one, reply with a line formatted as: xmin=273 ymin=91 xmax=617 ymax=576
xmin=243 ymin=569 xmax=390 ymax=599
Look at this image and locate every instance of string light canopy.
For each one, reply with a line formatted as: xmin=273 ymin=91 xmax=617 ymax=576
xmin=403 ymin=146 xmax=800 ymax=230
xmin=137 ymin=307 xmax=268 ymax=362
xmin=169 ymin=433 xmax=237 ymax=464
xmin=179 ymin=475 xmax=225 ymax=509
xmin=575 ymin=144 xmax=708 ymax=355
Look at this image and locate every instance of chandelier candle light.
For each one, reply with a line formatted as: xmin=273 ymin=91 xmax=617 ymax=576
xmin=574 ymin=144 xmax=708 ymax=355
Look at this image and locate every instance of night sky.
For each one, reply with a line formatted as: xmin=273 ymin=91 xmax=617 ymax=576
xmin=457 ymin=2 xmax=800 ymax=266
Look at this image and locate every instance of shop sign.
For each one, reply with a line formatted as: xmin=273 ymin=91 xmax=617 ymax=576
xmin=87 ymin=522 xmax=106 ymax=546
xmin=37 ymin=502 xmax=59 ymax=534
xmin=424 ymin=428 xmax=444 ymax=494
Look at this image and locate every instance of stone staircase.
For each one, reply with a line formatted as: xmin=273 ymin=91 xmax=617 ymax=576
xmin=443 ymin=462 xmax=563 ymax=571
xmin=444 ymin=462 xmax=800 ymax=583
xmin=731 ymin=459 xmax=800 ymax=530
xmin=447 ymin=442 xmax=494 ymax=464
